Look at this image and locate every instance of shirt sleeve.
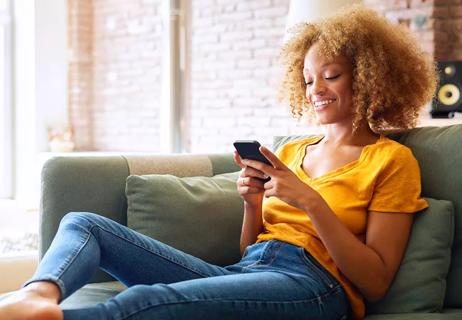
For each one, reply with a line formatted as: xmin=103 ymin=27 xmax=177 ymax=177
xmin=368 ymin=146 xmax=428 ymax=213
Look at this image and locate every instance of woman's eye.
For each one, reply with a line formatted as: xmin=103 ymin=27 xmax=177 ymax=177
xmin=325 ymin=74 xmax=340 ymax=80
xmin=305 ymin=80 xmax=313 ymax=86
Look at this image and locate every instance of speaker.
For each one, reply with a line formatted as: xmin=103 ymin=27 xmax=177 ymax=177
xmin=431 ymin=60 xmax=462 ymax=118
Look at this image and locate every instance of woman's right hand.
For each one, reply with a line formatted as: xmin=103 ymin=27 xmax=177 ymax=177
xmin=233 ymin=151 xmax=268 ymax=206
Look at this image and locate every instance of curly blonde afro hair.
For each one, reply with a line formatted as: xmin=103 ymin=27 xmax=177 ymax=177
xmin=280 ymin=5 xmax=437 ymax=133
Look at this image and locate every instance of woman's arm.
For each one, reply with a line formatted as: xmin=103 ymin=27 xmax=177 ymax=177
xmin=240 ymin=202 xmax=264 ymax=255
xmin=244 ymin=146 xmax=413 ymax=301
xmin=304 ymin=199 xmax=413 ymax=301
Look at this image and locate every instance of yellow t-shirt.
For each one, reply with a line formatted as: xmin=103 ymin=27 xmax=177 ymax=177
xmin=257 ymin=135 xmax=428 ymax=320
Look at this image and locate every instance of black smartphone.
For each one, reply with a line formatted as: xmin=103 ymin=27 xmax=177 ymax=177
xmin=233 ymin=140 xmax=272 ymax=165
xmin=233 ymin=140 xmax=271 ymax=181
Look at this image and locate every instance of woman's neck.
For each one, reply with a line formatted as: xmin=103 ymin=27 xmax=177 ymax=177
xmin=321 ymin=122 xmax=379 ymax=147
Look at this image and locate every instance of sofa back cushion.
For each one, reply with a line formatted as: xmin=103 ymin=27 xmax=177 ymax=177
xmin=126 ymin=171 xmax=243 ymax=267
xmin=391 ymin=124 xmax=462 ymax=307
xmin=366 ymin=198 xmax=454 ymax=314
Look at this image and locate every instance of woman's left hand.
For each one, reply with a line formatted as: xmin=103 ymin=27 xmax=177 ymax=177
xmin=240 ymin=146 xmax=321 ymax=211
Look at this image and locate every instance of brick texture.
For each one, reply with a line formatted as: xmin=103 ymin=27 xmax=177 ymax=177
xmin=364 ymin=0 xmax=435 ymax=56
xmin=188 ymin=0 xmax=312 ymax=153
xmin=68 ymin=0 xmax=312 ymax=153
xmin=68 ymin=0 xmax=94 ymax=150
xmin=68 ymin=0 xmax=163 ymax=151
xmin=365 ymin=0 xmax=462 ymax=61
xmin=91 ymin=0 xmax=162 ymax=151
xmin=433 ymin=2 xmax=462 ymax=60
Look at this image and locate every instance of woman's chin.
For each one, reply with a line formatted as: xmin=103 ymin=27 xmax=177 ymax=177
xmin=314 ymin=112 xmax=352 ymax=126
xmin=314 ymin=116 xmax=334 ymax=125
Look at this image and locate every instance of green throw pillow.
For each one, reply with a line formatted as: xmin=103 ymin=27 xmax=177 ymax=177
xmin=367 ymin=197 xmax=454 ymax=314
xmin=126 ymin=171 xmax=243 ymax=267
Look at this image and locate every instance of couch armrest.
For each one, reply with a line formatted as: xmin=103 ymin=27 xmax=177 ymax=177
xmin=40 ymin=156 xmax=130 ymax=283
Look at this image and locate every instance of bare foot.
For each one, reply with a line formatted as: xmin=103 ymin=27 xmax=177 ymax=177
xmin=0 ymin=290 xmax=63 ymax=320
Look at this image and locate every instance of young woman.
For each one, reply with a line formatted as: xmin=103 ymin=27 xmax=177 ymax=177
xmin=0 ymin=5 xmax=436 ymax=320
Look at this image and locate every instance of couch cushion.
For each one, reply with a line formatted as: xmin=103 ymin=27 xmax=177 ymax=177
xmin=365 ymin=313 xmax=462 ymax=320
xmin=443 ymin=308 xmax=462 ymax=314
xmin=366 ymin=198 xmax=454 ymax=314
xmin=391 ymin=124 xmax=462 ymax=307
xmin=208 ymin=153 xmax=241 ymax=175
xmin=126 ymin=171 xmax=243 ymax=266
xmin=60 ymin=281 xmax=126 ymax=309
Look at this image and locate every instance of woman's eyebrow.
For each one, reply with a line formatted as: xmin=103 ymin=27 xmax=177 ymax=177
xmin=303 ymin=63 xmax=342 ymax=73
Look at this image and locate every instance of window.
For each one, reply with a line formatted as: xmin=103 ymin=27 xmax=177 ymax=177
xmin=0 ymin=0 xmax=12 ymax=199
xmin=0 ymin=0 xmax=39 ymax=261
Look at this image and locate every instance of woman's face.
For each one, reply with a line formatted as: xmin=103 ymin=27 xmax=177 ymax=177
xmin=303 ymin=43 xmax=354 ymax=125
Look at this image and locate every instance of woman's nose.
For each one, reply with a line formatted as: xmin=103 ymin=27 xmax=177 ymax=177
xmin=311 ymin=79 xmax=326 ymax=95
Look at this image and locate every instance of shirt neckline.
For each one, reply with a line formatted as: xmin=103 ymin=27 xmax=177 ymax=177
xmin=295 ymin=135 xmax=385 ymax=182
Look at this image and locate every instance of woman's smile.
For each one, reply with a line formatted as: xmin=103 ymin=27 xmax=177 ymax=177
xmin=313 ymin=99 xmax=337 ymax=111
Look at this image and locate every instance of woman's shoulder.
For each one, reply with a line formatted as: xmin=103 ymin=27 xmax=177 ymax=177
xmin=370 ymin=135 xmax=417 ymax=163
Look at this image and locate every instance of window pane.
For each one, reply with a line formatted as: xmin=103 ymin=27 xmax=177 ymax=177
xmin=0 ymin=26 xmax=9 ymax=198
xmin=0 ymin=21 xmax=12 ymax=200
xmin=0 ymin=28 xmax=5 ymax=105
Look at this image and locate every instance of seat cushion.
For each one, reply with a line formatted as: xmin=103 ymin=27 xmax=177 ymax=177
xmin=366 ymin=198 xmax=454 ymax=314
xmin=60 ymin=281 xmax=126 ymax=309
xmin=126 ymin=171 xmax=243 ymax=266
xmin=365 ymin=311 xmax=462 ymax=320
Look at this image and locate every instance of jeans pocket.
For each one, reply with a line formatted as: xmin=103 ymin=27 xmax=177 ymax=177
xmin=298 ymin=248 xmax=337 ymax=289
xmin=241 ymin=241 xmax=265 ymax=260
xmin=241 ymin=246 xmax=250 ymax=258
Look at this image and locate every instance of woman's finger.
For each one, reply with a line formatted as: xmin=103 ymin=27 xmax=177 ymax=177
xmin=259 ymin=146 xmax=289 ymax=171
xmin=238 ymin=176 xmax=265 ymax=188
xmin=233 ymin=151 xmax=245 ymax=169
xmin=240 ymin=186 xmax=264 ymax=194
xmin=242 ymin=166 xmax=269 ymax=180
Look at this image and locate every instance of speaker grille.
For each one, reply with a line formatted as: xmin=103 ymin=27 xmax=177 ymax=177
xmin=431 ymin=60 xmax=462 ymax=118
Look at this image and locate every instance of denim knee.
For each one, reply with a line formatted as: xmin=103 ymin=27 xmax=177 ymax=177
xmin=60 ymin=211 xmax=102 ymax=230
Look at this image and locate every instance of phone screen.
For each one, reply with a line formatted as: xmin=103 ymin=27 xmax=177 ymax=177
xmin=233 ymin=140 xmax=272 ymax=166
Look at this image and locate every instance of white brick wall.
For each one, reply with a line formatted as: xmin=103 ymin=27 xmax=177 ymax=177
xmin=69 ymin=0 xmax=320 ymax=152
xmin=68 ymin=0 xmax=94 ymax=150
xmin=68 ymin=0 xmax=163 ymax=152
xmin=188 ymin=0 xmax=316 ymax=153
xmin=91 ymin=0 xmax=163 ymax=151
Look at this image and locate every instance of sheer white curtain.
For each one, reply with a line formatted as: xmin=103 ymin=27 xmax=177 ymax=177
xmin=0 ymin=0 xmax=12 ymax=199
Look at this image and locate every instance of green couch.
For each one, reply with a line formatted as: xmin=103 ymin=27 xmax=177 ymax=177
xmin=38 ymin=125 xmax=462 ymax=319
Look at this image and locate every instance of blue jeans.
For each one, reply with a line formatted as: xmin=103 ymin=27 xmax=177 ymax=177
xmin=25 ymin=212 xmax=350 ymax=319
